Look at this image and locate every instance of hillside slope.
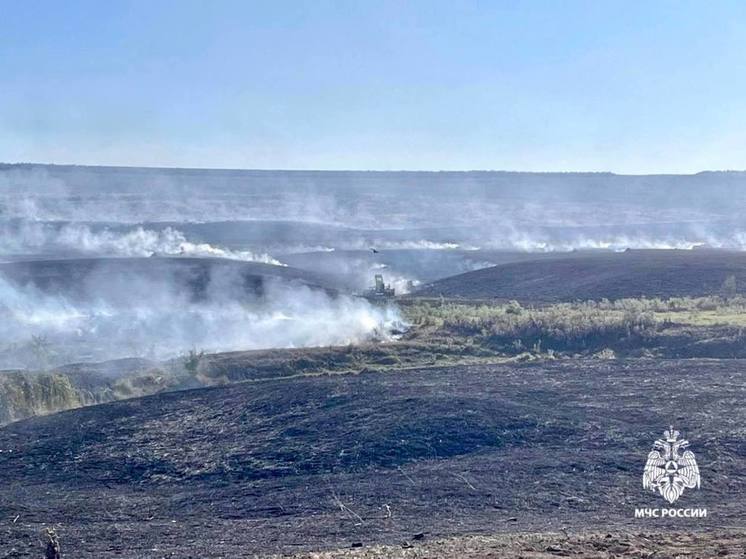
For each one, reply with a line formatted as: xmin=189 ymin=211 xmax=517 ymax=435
xmin=0 ymin=256 xmax=340 ymax=299
xmin=1 ymin=359 xmax=743 ymax=557
xmin=414 ymin=249 xmax=746 ymax=301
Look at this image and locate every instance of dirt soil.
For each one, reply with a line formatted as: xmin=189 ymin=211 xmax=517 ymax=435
xmin=0 ymin=359 xmax=744 ymax=557
xmin=266 ymin=531 xmax=746 ymax=558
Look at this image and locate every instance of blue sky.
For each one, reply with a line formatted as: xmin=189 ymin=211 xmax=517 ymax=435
xmin=1 ymin=0 xmax=745 ymax=172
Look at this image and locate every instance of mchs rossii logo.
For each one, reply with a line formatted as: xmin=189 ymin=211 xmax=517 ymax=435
xmin=635 ymin=427 xmax=706 ymax=519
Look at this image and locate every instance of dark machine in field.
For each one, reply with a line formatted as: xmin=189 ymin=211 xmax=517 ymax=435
xmin=363 ymin=274 xmax=395 ymax=301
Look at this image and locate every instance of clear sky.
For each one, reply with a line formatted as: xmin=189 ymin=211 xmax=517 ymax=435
xmin=1 ymin=0 xmax=745 ymax=172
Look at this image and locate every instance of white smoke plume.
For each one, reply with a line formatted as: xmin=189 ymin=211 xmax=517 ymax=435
xmin=0 ymin=221 xmax=284 ymax=264
xmin=0 ymin=270 xmax=404 ymax=369
xmin=482 ymin=224 xmax=746 ymax=252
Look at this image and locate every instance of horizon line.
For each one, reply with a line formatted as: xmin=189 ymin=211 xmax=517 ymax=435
xmin=3 ymin=161 xmax=746 ymax=177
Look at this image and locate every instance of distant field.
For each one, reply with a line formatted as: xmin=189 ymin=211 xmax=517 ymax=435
xmin=0 ymin=256 xmax=339 ymax=298
xmin=414 ymin=249 xmax=746 ymax=301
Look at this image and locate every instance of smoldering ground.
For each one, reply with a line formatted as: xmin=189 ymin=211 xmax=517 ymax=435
xmin=0 ymin=220 xmax=283 ymax=264
xmin=0 ymin=259 xmax=403 ymax=369
xmin=7 ymin=166 xmax=746 ymax=261
xmin=6 ymin=165 xmax=746 ymax=373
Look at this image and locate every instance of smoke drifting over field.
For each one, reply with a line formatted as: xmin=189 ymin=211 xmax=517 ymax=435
xmin=4 ymin=164 xmax=746 ymax=368
xmin=479 ymin=224 xmax=746 ymax=252
xmin=0 ymin=220 xmax=283 ymax=264
xmin=0 ymin=266 xmax=401 ymax=369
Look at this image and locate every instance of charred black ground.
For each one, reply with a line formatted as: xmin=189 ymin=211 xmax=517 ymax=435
xmin=0 ymin=257 xmax=339 ymax=301
xmin=2 ymin=164 xmax=746 ymax=557
xmin=1 ymin=359 xmax=744 ymax=557
xmin=415 ymin=249 xmax=746 ymax=301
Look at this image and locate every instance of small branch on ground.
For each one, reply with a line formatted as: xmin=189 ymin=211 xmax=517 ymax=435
xmin=331 ymin=491 xmax=364 ymax=525
xmin=453 ymin=472 xmax=477 ymax=491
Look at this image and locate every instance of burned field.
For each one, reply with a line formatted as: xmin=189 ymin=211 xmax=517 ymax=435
xmin=1 ymin=250 xmax=746 ymax=557
xmin=415 ymin=250 xmax=746 ymax=302
xmin=1 ymin=359 xmax=744 ymax=557
xmin=0 ymin=257 xmax=339 ymax=301
xmin=2 ymin=167 xmax=746 ymax=557
xmin=0 ymin=256 xmax=391 ymax=372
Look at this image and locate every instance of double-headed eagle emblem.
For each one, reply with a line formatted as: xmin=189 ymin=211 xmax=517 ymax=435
xmin=643 ymin=427 xmax=700 ymax=503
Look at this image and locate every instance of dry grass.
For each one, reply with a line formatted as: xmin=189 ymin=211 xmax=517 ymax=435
xmin=402 ymin=295 xmax=746 ymax=356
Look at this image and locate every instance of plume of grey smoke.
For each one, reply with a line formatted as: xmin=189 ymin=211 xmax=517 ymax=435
xmin=0 ymin=221 xmax=284 ymax=264
xmin=0 ymin=268 xmax=404 ymax=369
xmin=480 ymin=223 xmax=746 ymax=252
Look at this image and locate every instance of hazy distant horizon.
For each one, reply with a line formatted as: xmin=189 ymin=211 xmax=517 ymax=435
xmin=3 ymin=162 xmax=746 ymax=177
